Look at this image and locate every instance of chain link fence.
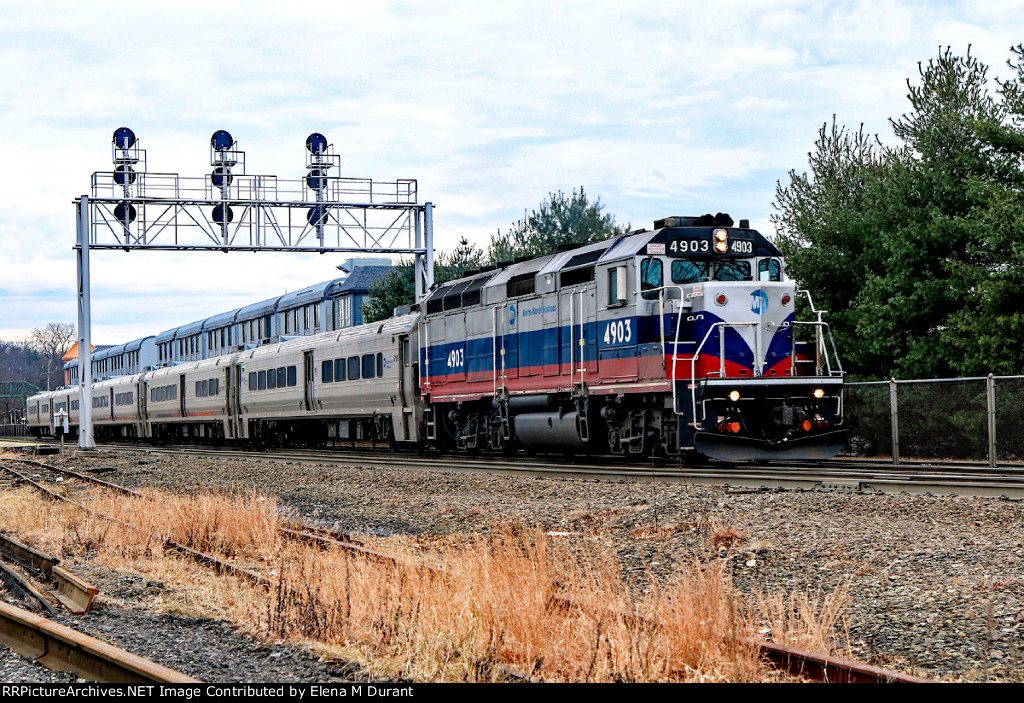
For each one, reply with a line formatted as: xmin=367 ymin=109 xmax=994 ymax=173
xmin=842 ymin=375 xmax=1024 ymax=465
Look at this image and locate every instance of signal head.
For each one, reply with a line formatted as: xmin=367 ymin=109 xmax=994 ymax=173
xmin=211 ymin=130 xmax=234 ymax=151
xmin=114 ymin=165 xmax=136 ymax=186
xmin=306 ymin=168 xmax=327 ymax=190
xmin=211 ymin=166 xmax=233 ymax=187
xmin=307 ymin=205 xmax=328 ymax=227
xmin=112 ymin=127 xmax=136 ymax=150
xmin=306 ymin=132 xmax=328 ymax=155
xmin=114 ymin=202 xmax=136 ymax=224
xmin=212 ymin=204 xmax=234 ymax=225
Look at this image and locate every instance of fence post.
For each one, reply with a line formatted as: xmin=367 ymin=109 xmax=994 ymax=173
xmin=890 ymin=378 xmax=900 ymax=466
xmin=987 ymin=374 xmax=997 ymax=468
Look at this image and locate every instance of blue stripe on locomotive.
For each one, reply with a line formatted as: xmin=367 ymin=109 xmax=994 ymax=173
xmin=420 ymin=312 xmax=797 ymax=383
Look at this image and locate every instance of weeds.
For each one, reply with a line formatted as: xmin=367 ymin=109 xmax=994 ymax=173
xmin=711 ymin=524 xmax=749 ymax=549
xmin=0 ymin=485 xmax=848 ymax=682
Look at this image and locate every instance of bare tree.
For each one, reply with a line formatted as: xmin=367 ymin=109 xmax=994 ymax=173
xmin=30 ymin=322 xmax=76 ymax=390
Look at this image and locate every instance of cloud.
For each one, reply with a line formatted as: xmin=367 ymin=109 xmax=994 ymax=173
xmin=0 ymin=0 xmax=1019 ymax=342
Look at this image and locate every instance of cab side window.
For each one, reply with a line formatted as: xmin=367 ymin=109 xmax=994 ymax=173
xmin=640 ymin=258 xmax=663 ymax=300
xmin=758 ymin=259 xmax=782 ymax=282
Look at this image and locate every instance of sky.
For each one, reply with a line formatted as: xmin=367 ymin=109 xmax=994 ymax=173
xmin=0 ymin=0 xmax=1020 ymax=343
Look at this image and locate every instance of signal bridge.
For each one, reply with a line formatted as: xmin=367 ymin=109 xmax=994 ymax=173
xmin=75 ymin=128 xmax=436 ymax=450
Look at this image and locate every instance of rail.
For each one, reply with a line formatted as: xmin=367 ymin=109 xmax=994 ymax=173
xmin=0 ymin=600 xmax=199 ymax=683
xmin=0 ymin=532 xmax=99 ymax=614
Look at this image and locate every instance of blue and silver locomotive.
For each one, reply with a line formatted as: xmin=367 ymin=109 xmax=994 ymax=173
xmin=421 ymin=213 xmax=846 ymax=461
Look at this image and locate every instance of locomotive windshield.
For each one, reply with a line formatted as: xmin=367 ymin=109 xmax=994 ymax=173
xmin=671 ymin=260 xmax=709 ymax=284
xmin=759 ymin=259 xmax=782 ymax=281
xmin=714 ymin=260 xmax=752 ymax=281
xmin=669 ymin=258 xmax=752 ymax=283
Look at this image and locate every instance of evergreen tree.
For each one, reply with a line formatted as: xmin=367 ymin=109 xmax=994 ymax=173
xmin=774 ymin=46 xmax=1024 ymax=380
xmin=362 ymin=238 xmax=485 ymax=323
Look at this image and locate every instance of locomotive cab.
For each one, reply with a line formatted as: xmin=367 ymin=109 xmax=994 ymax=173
xmin=636 ymin=214 xmax=847 ymax=461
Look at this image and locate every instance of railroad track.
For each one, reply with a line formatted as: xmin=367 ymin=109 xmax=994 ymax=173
xmin=7 ymin=436 xmax=1024 ymax=496
xmin=1 ymin=454 xmax=929 ymax=683
xmin=26 ymin=441 xmax=1020 ymax=498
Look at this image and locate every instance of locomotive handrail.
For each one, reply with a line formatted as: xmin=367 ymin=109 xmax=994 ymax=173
xmin=787 ymin=320 xmax=843 ymax=377
xmin=568 ymin=289 xmax=588 ymax=389
xmin=577 ymin=290 xmax=587 ymax=387
xmin=793 ymin=289 xmax=846 ymax=376
xmin=635 ymin=284 xmax=688 ymax=369
xmin=680 ymin=321 xmax=758 ymax=428
xmin=634 ymin=284 xmax=690 ymax=413
xmin=491 ymin=304 xmax=508 ymax=397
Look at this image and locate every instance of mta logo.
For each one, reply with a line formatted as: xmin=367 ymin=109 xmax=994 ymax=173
xmin=509 ymin=304 xmax=517 ymax=326
xmin=750 ymin=290 xmax=769 ymax=315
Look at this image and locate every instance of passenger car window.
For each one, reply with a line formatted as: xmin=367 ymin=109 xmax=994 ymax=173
xmin=334 ymin=358 xmax=345 ymax=381
xmin=362 ymin=354 xmax=375 ymax=379
xmin=287 ymin=366 xmax=297 ymax=386
xmin=258 ymin=371 xmax=267 ymax=390
xmin=322 ymin=360 xmax=333 ymax=383
xmin=348 ymin=356 xmax=360 ymax=380
xmin=249 ymin=372 xmax=256 ymax=390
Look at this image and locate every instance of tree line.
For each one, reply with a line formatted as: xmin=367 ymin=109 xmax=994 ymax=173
xmin=0 ymin=323 xmax=76 ymax=420
xmin=773 ymin=45 xmax=1024 ymax=380
xmin=363 ymin=188 xmax=628 ymax=323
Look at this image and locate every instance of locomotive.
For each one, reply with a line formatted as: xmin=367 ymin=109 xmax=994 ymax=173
xmin=27 ymin=214 xmax=846 ymax=461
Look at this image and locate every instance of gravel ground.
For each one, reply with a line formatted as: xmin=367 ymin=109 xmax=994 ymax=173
xmin=3 ymin=447 xmax=1024 ymax=682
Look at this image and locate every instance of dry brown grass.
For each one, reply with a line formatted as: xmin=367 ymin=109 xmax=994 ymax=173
xmin=710 ymin=524 xmax=749 ymax=549
xmin=0 ymin=483 xmax=849 ymax=682
xmin=752 ymin=588 xmax=851 ymax=655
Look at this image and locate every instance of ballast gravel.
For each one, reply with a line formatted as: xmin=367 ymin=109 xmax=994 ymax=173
xmin=3 ymin=448 xmax=1023 ymax=682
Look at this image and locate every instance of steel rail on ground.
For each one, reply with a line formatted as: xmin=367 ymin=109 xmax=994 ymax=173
xmin=0 ymin=600 xmax=199 ymax=683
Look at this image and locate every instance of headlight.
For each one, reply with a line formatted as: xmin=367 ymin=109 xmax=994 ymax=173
xmin=713 ymin=229 xmax=728 ymax=252
xmin=813 ymin=388 xmax=825 ymax=399
xmin=728 ymin=390 xmax=741 ymax=402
